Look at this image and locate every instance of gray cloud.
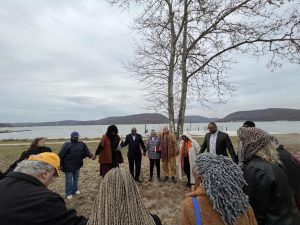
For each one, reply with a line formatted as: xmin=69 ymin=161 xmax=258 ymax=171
xmin=0 ymin=0 xmax=299 ymax=122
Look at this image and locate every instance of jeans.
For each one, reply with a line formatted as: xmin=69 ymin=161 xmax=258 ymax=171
xmin=65 ymin=169 xmax=80 ymax=196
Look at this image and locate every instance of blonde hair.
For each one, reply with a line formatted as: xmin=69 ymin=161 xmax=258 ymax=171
xmin=255 ymin=143 xmax=281 ymax=165
xmin=87 ymin=168 xmax=156 ymax=225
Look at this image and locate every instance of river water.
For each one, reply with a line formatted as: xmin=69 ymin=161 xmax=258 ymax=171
xmin=1 ymin=121 xmax=300 ymax=140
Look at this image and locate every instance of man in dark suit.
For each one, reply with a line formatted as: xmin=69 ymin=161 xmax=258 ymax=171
xmin=121 ymin=127 xmax=146 ymax=182
xmin=200 ymin=122 xmax=238 ymax=163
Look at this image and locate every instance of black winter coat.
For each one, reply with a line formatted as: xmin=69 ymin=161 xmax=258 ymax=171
xmin=277 ymin=145 xmax=300 ymax=212
xmin=3 ymin=146 xmax=52 ymax=176
xmin=0 ymin=172 xmax=87 ymax=225
xmin=243 ymin=157 xmax=300 ymax=225
xmin=59 ymin=141 xmax=92 ymax=172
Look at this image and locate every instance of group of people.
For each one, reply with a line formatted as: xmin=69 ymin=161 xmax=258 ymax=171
xmin=92 ymin=124 xmax=179 ymax=184
xmin=0 ymin=121 xmax=300 ymax=225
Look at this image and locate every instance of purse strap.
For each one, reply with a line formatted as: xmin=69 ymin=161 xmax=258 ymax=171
xmin=192 ymin=197 xmax=202 ymax=225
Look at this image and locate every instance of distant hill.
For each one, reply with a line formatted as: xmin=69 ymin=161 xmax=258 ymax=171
xmin=7 ymin=108 xmax=299 ymax=127
xmin=0 ymin=123 xmax=13 ymax=127
xmin=219 ymin=108 xmax=300 ymax=122
xmin=184 ymin=115 xmax=219 ymax=123
xmin=11 ymin=113 xmax=169 ymax=127
xmin=90 ymin=113 xmax=169 ymax=125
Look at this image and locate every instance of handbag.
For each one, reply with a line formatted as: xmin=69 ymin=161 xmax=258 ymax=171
xmin=116 ymin=140 xmax=124 ymax=164
xmin=155 ymin=145 xmax=161 ymax=153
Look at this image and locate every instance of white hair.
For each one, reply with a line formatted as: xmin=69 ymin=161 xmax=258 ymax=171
xmin=14 ymin=160 xmax=55 ymax=176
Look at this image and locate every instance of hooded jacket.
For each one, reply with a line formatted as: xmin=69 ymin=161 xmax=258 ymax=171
xmin=179 ymin=133 xmax=200 ymax=184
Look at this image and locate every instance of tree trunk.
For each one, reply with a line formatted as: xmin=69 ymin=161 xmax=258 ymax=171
xmin=167 ymin=2 xmax=176 ymax=134
xmin=176 ymin=0 xmax=189 ymax=139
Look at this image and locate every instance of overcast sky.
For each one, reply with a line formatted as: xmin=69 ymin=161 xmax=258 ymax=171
xmin=0 ymin=0 xmax=299 ymax=123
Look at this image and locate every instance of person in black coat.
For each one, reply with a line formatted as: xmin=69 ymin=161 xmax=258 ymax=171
xmin=277 ymin=144 xmax=300 ymax=212
xmin=200 ymin=122 xmax=238 ymax=163
xmin=121 ymin=127 xmax=146 ymax=182
xmin=59 ymin=131 xmax=93 ymax=199
xmin=0 ymin=152 xmax=87 ymax=225
xmin=238 ymin=127 xmax=300 ymax=225
xmin=3 ymin=137 xmax=52 ymax=177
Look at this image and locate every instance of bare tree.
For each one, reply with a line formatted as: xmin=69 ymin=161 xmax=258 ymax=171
xmin=110 ymin=0 xmax=185 ymax=133
xmin=109 ymin=0 xmax=300 ymax=137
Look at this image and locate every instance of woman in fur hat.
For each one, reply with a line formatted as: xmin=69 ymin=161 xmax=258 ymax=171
xmin=238 ymin=127 xmax=300 ymax=225
xmin=180 ymin=153 xmax=257 ymax=225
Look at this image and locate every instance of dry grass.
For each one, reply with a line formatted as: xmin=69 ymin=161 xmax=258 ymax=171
xmin=1 ymin=134 xmax=299 ymax=225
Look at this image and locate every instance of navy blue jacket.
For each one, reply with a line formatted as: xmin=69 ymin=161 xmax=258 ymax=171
xmin=121 ymin=133 xmax=146 ymax=159
xmin=0 ymin=172 xmax=87 ymax=225
xmin=59 ymin=141 xmax=92 ymax=172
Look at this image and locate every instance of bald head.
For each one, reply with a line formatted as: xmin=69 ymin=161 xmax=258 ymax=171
xmin=131 ymin=127 xmax=137 ymax=135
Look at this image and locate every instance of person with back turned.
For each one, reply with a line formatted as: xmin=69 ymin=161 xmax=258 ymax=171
xmin=59 ymin=131 xmax=93 ymax=200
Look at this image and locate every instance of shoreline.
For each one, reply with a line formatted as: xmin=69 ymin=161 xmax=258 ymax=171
xmin=1 ymin=133 xmax=300 ymax=146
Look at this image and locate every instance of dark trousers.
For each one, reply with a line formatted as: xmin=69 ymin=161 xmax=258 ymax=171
xmin=149 ymin=159 xmax=160 ymax=178
xmin=184 ymin=156 xmax=190 ymax=184
xmin=128 ymin=155 xmax=142 ymax=180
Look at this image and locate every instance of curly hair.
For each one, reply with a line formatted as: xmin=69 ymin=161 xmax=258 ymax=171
xmin=194 ymin=153 xmax=249 ymax=225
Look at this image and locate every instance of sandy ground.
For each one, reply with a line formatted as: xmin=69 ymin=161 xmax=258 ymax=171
xmin=50 ymin=156 xmax=189 ymax=225
xmin=1 ymin=133 xmax=300 ymax=225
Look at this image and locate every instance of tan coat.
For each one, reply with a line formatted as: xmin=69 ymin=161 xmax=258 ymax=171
xmin=180 ymin=186 xmax=257 ymax=225
xmin=160 ymin=132 xmax=178 ymax=160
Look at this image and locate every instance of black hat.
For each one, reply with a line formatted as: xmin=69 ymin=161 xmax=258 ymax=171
xmin=243 ymin=121 xmax=256 ymax=127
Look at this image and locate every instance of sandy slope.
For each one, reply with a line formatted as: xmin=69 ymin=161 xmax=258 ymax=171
xmin=49 ymin=156 xmax=189 ymax=225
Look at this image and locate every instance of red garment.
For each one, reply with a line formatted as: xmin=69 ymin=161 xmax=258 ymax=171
xmin=180 ymin=140 xmax=192 ymax=170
